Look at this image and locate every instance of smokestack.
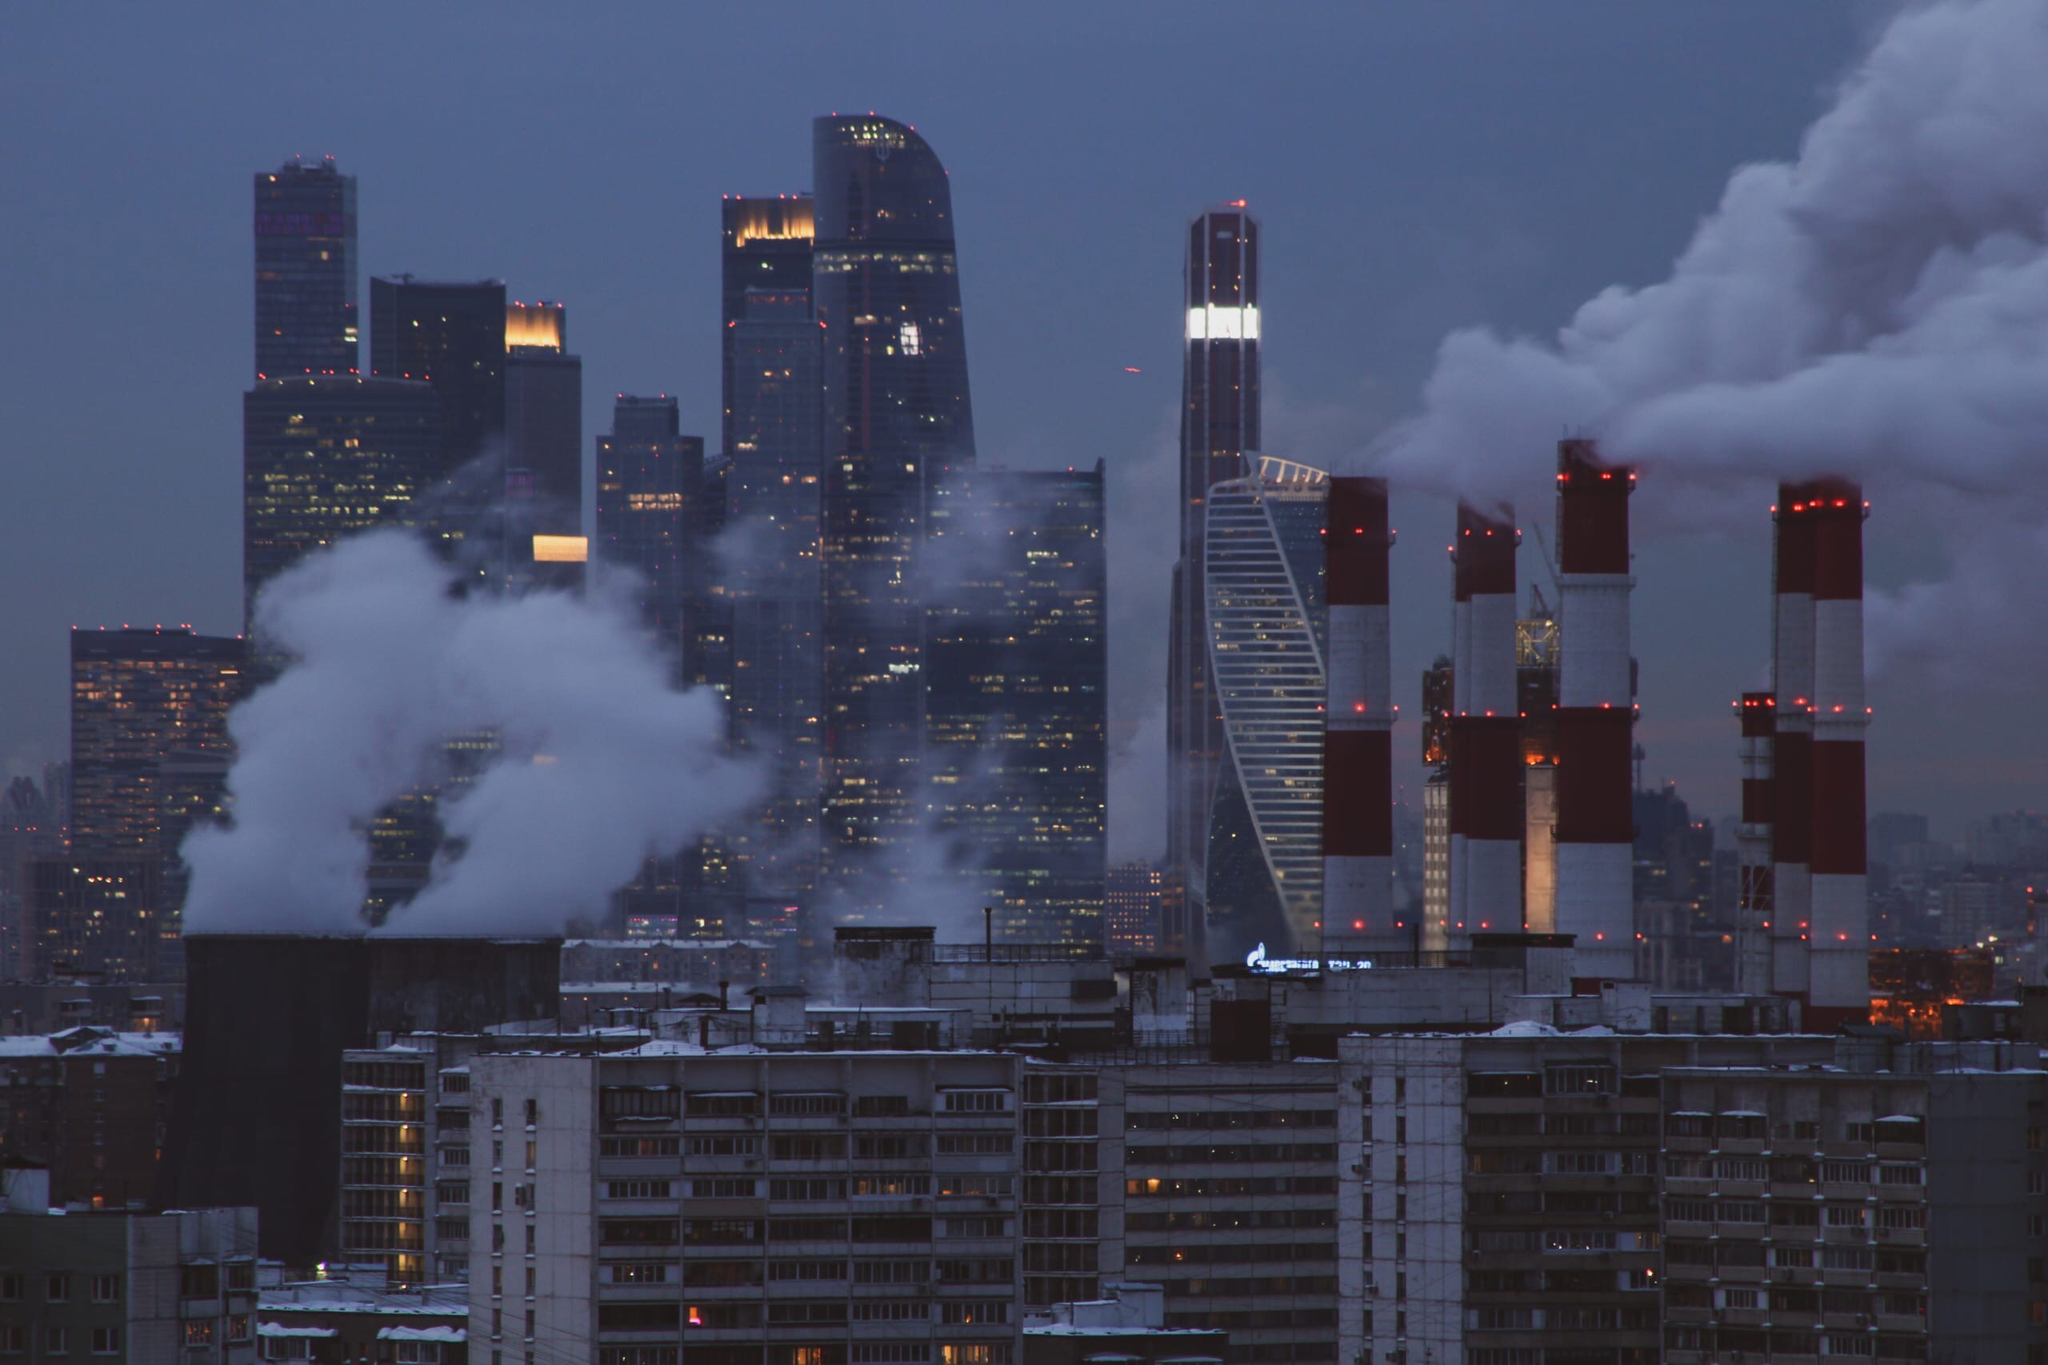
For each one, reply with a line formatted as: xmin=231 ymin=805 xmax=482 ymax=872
xmin=1552 ymin=440 xmax=1635 ymax=982
xmin=1451 ymin=501 xmax=1521 ymax=944
xmin=1807 ymin=479 xmax=1870 ymax=1029
xmin=1734 ymin=691 xmax=1776 ymax=995
xmin=1770 ymin=482 xmax=1818 ymax=1003
xmin=1321 ymin=477 xmax=1396 ymax=953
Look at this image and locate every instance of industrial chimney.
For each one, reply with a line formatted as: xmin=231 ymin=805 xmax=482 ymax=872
xmin=1321 ymin=477 xmax=1397 ymax=955
xmin=1552 ymin=440 xmax=1636 ymax=982
xmin=1806 ymin=478 xmax=1870 ymax=1029
xmin=1451 ymin=501 xmax=1521 ymax=943
xmin=1734 ymin=691 xmax=1777 ymax=995
xmin=1770 ymin=483 xmax=1818 ymax=1003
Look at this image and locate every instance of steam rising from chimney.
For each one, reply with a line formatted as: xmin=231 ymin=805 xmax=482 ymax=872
xmin=182 ymin=530 xmax=761 ymax=936
xmin=1375 ymin=0 xmax=2048 ymax=529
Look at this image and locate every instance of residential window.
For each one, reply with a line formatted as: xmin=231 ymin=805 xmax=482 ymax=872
xmin=90 ymin=1328 xmax=120 ymax=1356
xmin=184 ymin=1322 xmax=214 ymax=1348
xmin=44 ymin=1328 xmax=67 ymax=1356
xmin=46 ymin=1274 xmax=70 ymax=1303
xmin=0 ymin=1276 xmax=19 ymax=1302
xmin=91 ymin=1275 xmax=118 ymax=1303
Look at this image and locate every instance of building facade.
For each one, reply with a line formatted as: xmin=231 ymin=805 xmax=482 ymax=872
xmin=368 ymin=278 xmax=506 ymax=479
xmin=812 ymin=114 xmax=977 ymax=918
xmin=925 ymin=466 xmax=1108 ymax=945
xmin=1200 ymin=458 xmax=1325 ymax=960
xmin=466 ymin=1043 xmax=1023 ymax=1365
xmin=242 ymin=374 xmax=443 ymax=629
xmin=502 ymin=301 xmax=583 ymax=556
xmin=0 ymin=1028 xmax=179 ymax=1209
xmin=254 ymin=157 xmax=357 ymax=381
xmin=1166 ymin=204 xmax=1261 ymax=963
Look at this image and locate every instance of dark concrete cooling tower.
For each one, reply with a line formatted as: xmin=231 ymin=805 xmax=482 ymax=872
xmin=162 ymin=934 xmax=560 ymax=1266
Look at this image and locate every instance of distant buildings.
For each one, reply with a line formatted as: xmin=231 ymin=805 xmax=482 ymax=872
xmin=254 ymin=157 xmax=357 ymax=380
xmin=1167 ymin=203 xmax=1261 ymax=960
xmin=28 ymin=628 xmax=241 ymax=978
xmin=812 ymin=114 xmax=978 ymax=918
xmin=0 ymin=1027 xmax=179 ymax=1209
xmin=1199 ymin=457 xmax=1326 ymax=958
xmin=368 ymin=277 xmax=505 ymax=478
xmin=242 ymin=374 xmax=441 ymax=628
xmin=0 ymin=1188 xmax=258 ymax=1363
xmin=502 ymin=300 xmax=583 ymax=580
xmin=1105 ymin=863 xmax=1165 ymax=955
xmin=926 ymin=466 xmax=1108 ymax=943
xmin=722 ymin=198 xmax=825 ymax=910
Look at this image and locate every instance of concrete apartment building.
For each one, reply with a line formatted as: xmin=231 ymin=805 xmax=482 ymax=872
xmin=0 ymin=1172 xmax=258 ymax=1364
xmin=464 ymin=1039 xmax=1025 ymax=1365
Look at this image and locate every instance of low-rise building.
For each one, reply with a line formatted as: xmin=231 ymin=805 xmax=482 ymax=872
xmin=257 ymin=1279 xmax=468 ymax=1364
xmin=0 ymin=1169 xmax=258 ymax=1362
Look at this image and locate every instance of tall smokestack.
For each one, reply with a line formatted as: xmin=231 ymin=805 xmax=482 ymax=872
xmin=1322 ymin=477 xmax=1396 ymax=953
xmin=1807 ymin=479 xmax=1870 ymax=1029
xmin=1770 ymin=483 xmax=1817 ymax=1003
xmin=1734 ymin=691 xmax=1776 ymax=995
xmin=1451 ymin=501 xmax=1520 ymax=943
xmin=1552 ymin=440 xmax=1635 ymax=981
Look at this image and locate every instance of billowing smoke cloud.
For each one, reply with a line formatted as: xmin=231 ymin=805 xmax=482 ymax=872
xmin=1375 ymin=0 xmax=2048 ymax=551
xmin=182 ymin=530 xmax=760 ymax=936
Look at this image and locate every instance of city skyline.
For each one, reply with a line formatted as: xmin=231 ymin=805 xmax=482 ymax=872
xmin=3 ymin=7 xmax=2038 ymax=855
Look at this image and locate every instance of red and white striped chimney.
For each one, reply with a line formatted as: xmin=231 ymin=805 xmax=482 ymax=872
xmin=1734 ymin=691 xmax=1776 ymax=996
xmin=1552 ymin=440 xmax=1635 ymax=982
xmin=1770 ymin=483 xmax=1817 ymax=1003
xmin=1321 ymin=477 xmax=1397 ymax=955
xmin=1807 ymin=478 xmax=1870 ymax=1029
xmin=1452 ymin=501 xmax=1521 ymax=943
xmin=1448 ymin=532 xmax=1472 ymax=941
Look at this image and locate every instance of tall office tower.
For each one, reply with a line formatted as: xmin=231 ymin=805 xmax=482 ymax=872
xmin=925 ymin=464 xmax=1108 ymax=944
xmin=503 ymin=300 xmax=583 ymax=545
xmin=253 ymin=156 xmax=357 ymax=379
xmin=369 ymin=276 xmax=506 ymax=481
xmin=725 ymin=280 xmax=825 ymax=910
xmin=1166 ymin=203 xmax=1260 ymax=960
xmin=595 ymin=395 xmax=703 ymax=660
xmin=812 ymin=114 xmax=977 ymax=915
xmin=242 ymin=374 xmax=443 ymax=629
xmin=30 ymin=628 xmax=242 ymax=977
xmin=1201 ymin=456 xmax=1326 ymax=960
xmin=720 ymin=195 xmax=815 ymax=454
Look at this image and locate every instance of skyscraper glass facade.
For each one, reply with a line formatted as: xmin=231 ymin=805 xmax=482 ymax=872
xmin=1202 ymin=458 xmax=1326 ymax=958
xmin=241 ymin=375 xmax=442 ymax=631
xmin=253 ymin=157 xmax=357 ymax=379
xmin=925 ymin=465 xmax=1108 ymax=943
xmin=595 ymin=395 xmax=701 ymax=658
xmin=1167 ymin=205 xmax=1260 ymax=956
xmin=726 ymin=282 xmax=825 ymax=908
xmin=811 ymin=114 xmax=977 ymax=915
xmin=368 ymin=276 xmax=506 ymax=477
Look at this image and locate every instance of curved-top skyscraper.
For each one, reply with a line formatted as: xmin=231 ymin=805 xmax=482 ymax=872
xmin=811 ymin=114 xmax=977 ymax=914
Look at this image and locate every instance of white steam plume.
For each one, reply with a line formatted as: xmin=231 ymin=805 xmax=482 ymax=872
xmin=182 ymin=530 xmax=760 ymax=936
xmin=1376 ymin=0 xmax=2048 ymax=536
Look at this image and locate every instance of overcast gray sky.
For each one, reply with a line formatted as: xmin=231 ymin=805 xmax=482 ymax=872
xmin=7 ymin=2 xmax=2021 ymax=850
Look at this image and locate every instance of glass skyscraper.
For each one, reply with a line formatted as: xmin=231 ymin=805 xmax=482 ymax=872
xmin=34 ymin=627 xmax=243 ymax=978
xmin=925 ymin=465 xmax=1108 ymax=944
xmin=369 ymin=276 xmax=506 ymax=477
xmin=254 ymin=156 xmax=357 ymax=379
xmin=595 ymin=395 xmax=702 ymax=658
xmin=1201 ymin=457 xmax=1327 ymax=958
xmin=242 ymin=375 xmax=443 ymax=631
xmin=811 ymin=114 xmax=977 ymax=915
xmin=725 ymin=264 xmax=825 ymax=910
xmin=1167 ymin=204 xmax=1261 ymax=959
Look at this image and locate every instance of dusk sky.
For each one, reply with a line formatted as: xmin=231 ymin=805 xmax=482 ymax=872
xmin=7 ymin=2 xmax=2024 ymax=852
